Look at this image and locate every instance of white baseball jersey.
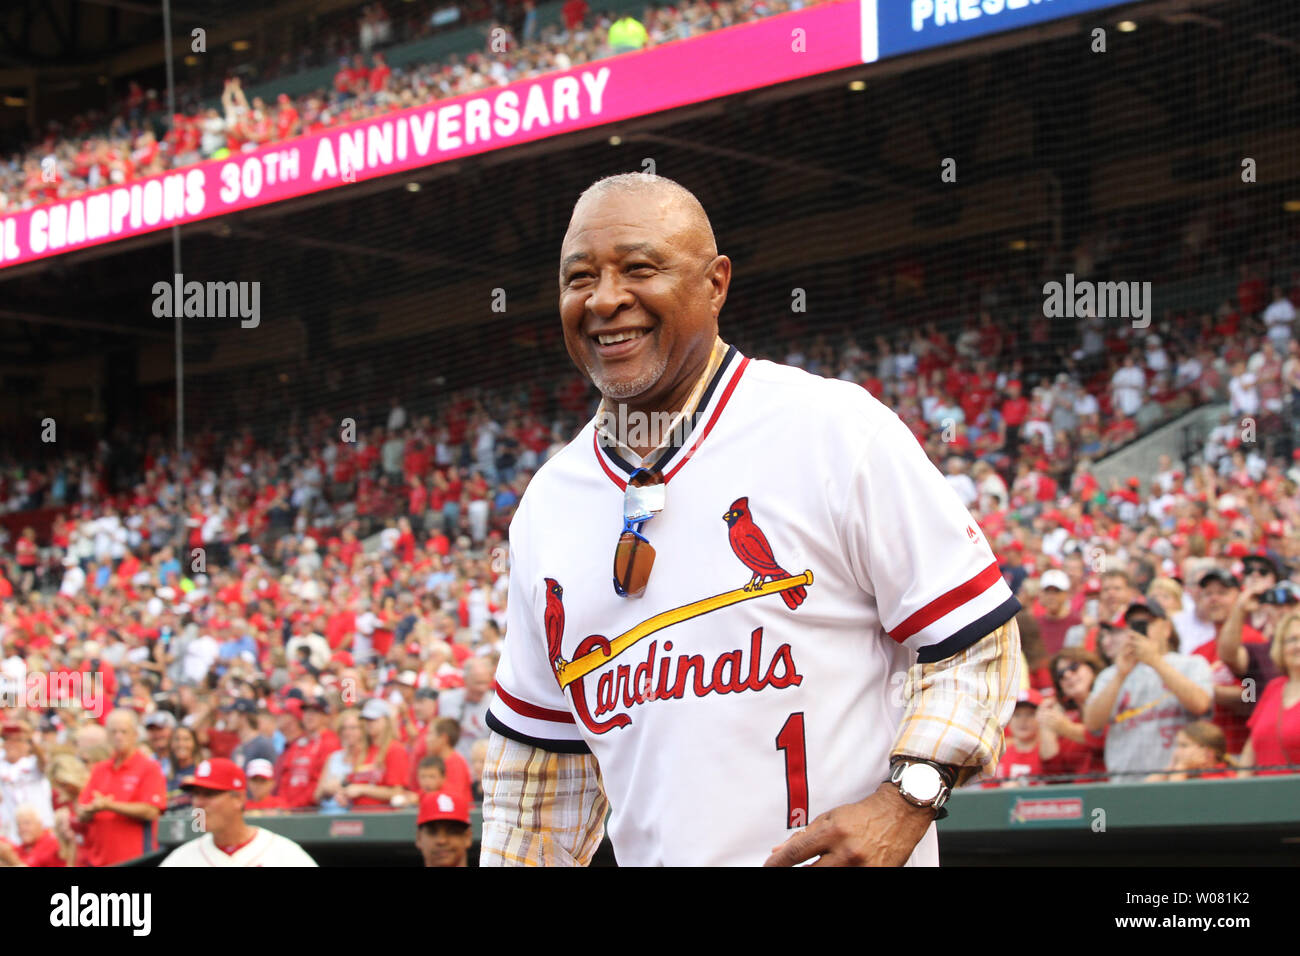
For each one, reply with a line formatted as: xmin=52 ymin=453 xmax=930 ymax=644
xmin=158 ymin=827 xmax=318 ymax=867
xmin=488 ymin=350 xmax=1019 ymax=866
xmin=0 ymin=755 xmax=54 ymax=843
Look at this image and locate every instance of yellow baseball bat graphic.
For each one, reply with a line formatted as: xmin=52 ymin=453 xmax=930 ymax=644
xmin=556 ymin=570 xmax=813 ymax=690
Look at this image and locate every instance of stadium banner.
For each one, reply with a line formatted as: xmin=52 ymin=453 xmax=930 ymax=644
xmin=0 ymin=2 xmax=864 ymax=271
xmin=863 ymin=0 xmax=1131 ymax=63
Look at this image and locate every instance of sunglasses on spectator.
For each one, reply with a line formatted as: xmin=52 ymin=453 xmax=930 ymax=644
xmin=1243 ymin=565 xmax=1274 ymax=577
xmin=613 ymin=468 xmax=664 ymax=598
xmin=1055 ymin=661 xmax=1084 ymax=679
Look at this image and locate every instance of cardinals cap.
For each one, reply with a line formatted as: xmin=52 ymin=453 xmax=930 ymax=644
xmin=181 ymin=758 xmax=246 ymax=792
xmin=417 ymin=790 xmax=469 ymax=827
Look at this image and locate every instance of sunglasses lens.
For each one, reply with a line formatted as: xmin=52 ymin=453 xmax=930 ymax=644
xmin=614 ymin=531 xmax=656 ymax=598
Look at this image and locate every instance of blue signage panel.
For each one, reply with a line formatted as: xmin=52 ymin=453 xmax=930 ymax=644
xmin=863 ymin=0 xmax=1131 ymax=62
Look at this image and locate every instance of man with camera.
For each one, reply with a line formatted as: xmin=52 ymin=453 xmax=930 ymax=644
xmin=1193 ymin=564 xmax=1287 ymax=756
xmin=1216 ymin=555 xmax=1295 ymax=699
xmin=1083 ymin=599 xmax=1213 ymax=777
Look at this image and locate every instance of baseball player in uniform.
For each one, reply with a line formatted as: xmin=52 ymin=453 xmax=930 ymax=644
xmin=159 ymin=759 xmax=317 ymax=867
xmin=480 ymin=173 xmax=1023 ymax=866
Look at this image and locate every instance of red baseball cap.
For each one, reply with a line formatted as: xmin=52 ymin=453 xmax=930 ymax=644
xmin=1015 ymin=689 xmax=1043 ymax=708
xmin=418 ymin=790 xmax=469 ymax=826
xmin=1 ymin=720 xmax=28 ymax=737
xmin=181 ymin=758 xmax=246 ymax=792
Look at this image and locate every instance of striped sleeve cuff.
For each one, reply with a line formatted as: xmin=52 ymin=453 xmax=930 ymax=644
xmin=889 ymin=561 xmax=1021 ymax=663
xmin=488 ymin=681 xmax=590 ymax=754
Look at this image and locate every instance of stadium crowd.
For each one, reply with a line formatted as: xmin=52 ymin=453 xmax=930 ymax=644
xmin=0 ymin=257 xmax=1296 ymax=864
xmin=0 ymin=0 xmax=818 ymax=214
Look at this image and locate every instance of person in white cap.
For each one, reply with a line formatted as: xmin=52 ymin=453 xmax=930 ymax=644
xmin=1033 ymin=569 xmax=1081 ymax=659
xmin=159 ymin=759 xmax=317 ymax=867
xmin=244 ymin=759 xmax=288 ymax=812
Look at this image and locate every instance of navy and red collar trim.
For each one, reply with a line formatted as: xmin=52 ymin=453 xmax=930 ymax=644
xmin=593 ymin=345 xmax=747 ymax=491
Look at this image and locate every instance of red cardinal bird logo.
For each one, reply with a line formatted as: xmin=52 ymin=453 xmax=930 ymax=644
xmin=722 ymin=497 xmax=806 ymax=610
xmin=543 ymin=577 xmax=567 ymax=676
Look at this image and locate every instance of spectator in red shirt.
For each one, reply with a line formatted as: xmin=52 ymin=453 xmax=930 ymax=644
xmin=274 ymin=93 xmax=299 ymax=140
xmin=407 ymin=717 xmax=473 ymax=807
xmin=243 ymin=759 xmax=289 ymax=811
xmin=1039 ymin=647 xmax=1107 ymax=780
xmin=273 ymin=699 xmax=338 ymax=808
xmin=561 ymin=0 xmax=589 ymax=31
xmin=75 ymin=709 xmax=167 ymax=865
xmin=994 ymin=690 xmax=1045 ymax=783
xmin=341 ymin=699 xmax=410 ymax=808
xmin=0 ymin=805 xmax=65 ymax=867
xmin=333 ymin=57 xmax=355 ymax=96
xmin=369 ymin=52 xmax=392 ymax=93
xmin=1242 ymin=609 xmax=1300 ymax=776
xmin=1033 ymin=569 xmax=1083 ymax=659
xmin=1000 ymin=380 xmax=1029 ymax=455
xmin=1192 ymin=568 xmax=1268 ymax=756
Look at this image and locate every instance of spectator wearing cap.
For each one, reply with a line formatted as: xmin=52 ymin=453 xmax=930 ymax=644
xmin=1038 ymin=648 xmax=1107 ymax=780
xmin=387 ymin=669 xmax=420 ymax=743
xmin=1241 ymin=609 xmax=1300 ymax=776
xmin=415 ymin=790 xmax=472 ymax=867
xmin=316 ymin=707 xmax=365 ymax=812
xmin=0 ymin=719 xmax=53 ymax=843
xmin=76 ymin=709 xmax=167 ymax=865
xmin=339 ymin=698 xmax=410 ymax=808
xmin=1032 ymin=569 xmax=1082 ymax=661
xmin=243 ymin=759 xmax=288 ymax=811
xmin=1216 ymin=556 xmax=1289 ymax=699
xmin=407 ymin=716 xmax=473 ymax=809
xmin=0 ymin=804 xmax=64 ymax=867
xmin=274 ymin=697 xmax=340 ymax=809
xmin=1149 ymin=721 xmax=1233 ymax=782
xmin=159 ymin=759 xmax=316 ymax=866
xmin=1191 ymin=568 xmax=1269 ymax=757
xmin=992 ymin=690 xmax=1045 ymax=783
xmin=1084 ymin=600 xmax=1213 ymax=778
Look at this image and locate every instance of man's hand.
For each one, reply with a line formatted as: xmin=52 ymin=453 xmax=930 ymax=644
xmin=763 ymin=781 xmax=935 ymax=867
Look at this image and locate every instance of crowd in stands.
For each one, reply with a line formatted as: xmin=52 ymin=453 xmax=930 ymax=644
xmin=0 ymin=260 xmax=1296 ymax=863
xmin=0 ymin=0 xmax=816 ymax=215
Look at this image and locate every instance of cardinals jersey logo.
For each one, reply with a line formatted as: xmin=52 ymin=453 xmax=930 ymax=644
xmin=544 ymin=577 xmax=567 ymax=675
xmin=723 ymin=497 xmax=807 ymax=610
xmin=542 ymin=498 xmax=815 ymax=733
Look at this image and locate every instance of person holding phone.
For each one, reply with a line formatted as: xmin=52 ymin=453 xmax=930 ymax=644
xmin=1083 ymin=599 xmax=1213 ymax=778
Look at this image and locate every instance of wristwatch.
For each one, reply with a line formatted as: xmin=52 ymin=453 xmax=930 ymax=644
xmin=888 ymin=758 xmax=953 ymax=815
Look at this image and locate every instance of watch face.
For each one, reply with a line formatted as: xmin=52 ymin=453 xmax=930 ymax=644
xmin=900 ymin=763 xmax=943 ymax=802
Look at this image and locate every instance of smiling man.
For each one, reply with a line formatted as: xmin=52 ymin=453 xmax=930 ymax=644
xmin=481 ymin=173 xmax=1023 ymax=867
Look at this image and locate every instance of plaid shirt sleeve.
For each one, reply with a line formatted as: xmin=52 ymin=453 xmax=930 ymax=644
xmin=479 ymin=731 xmax=609 ymax=866
xmin=890 ymin=616 xmax=1023 ymax=786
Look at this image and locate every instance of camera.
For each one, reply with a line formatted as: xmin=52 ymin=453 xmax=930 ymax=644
xmin=1129 ymin=618 xmax=1150 ymax=636
xmin=1259 ymin=582 xmax=1299 ymax=606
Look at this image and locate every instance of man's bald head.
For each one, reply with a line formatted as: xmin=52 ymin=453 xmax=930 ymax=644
xmin=568 ymin=173 xmax=717 ymax=264
xmin=559 ymin=173 xmax=731 ymax=415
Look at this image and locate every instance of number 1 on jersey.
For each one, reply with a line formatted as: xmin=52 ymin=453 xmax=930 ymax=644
xmin=776 ymin=712 xmax=808 ymax=829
